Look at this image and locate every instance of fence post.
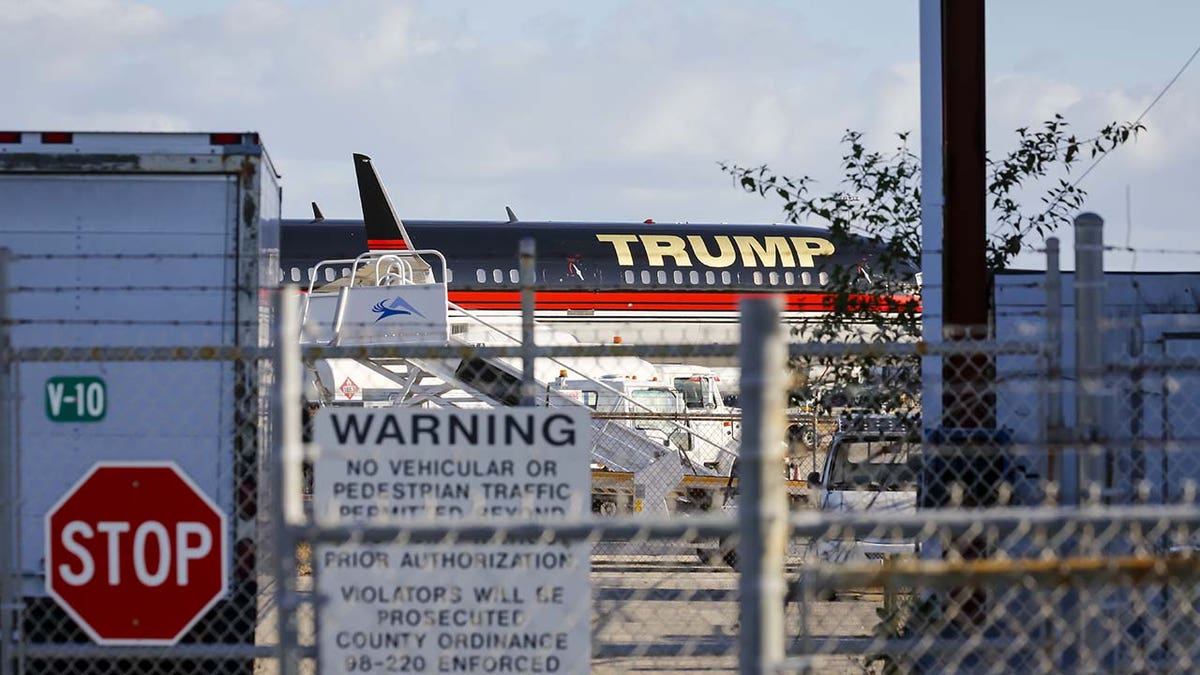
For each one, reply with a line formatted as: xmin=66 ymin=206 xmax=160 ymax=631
xmin=738 ymin=296 xmax=787 ymax=674
xmin=1074 ymin=213 xmax=1106 ymax=502
xmin=279 ymin=288 xmax=306 ymax=528
xmin=274 ymin=286 xmax=303 ymax=675
xmin=1074 ymin=213 xmax=1108 ymax=671
xmin=1044 ymin=238 xmax=1067 ymax=495
xmin=1047 ymin=236 xmax=1080 ymax=670
xmin=519 ymin=238 xmax=536 ymax=407
xmin=918 ymin=0 xmax=945 ymax=428
xmin=0 ymin=248 xmax=14 ymax=675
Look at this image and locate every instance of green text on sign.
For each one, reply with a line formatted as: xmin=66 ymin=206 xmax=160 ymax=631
xmin=45 ymin=377 xmax=106 ymax=423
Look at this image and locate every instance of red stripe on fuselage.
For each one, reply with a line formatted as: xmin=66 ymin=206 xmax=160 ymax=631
xmin=368 ymin=239 xmax=408 ymax=249
xmin=448 ymin=290 xmax=919 ymax=313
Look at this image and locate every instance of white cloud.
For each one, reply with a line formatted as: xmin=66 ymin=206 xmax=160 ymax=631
xmin=1 ymin=0 xmax=1196 ymax=264
xmin=0 ymin=1 xmax=899 ymax=223
xmin=861 ymin=61 xmax=921 ymax=147
xmin=990 ymin=75 xmax=1084 ymax=129
xmin=985 ymin=68 xmax=1200 ymax=270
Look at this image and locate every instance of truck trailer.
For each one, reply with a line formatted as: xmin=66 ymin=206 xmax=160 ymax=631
xmin=0 ymin=131 xmax=279 ymax=673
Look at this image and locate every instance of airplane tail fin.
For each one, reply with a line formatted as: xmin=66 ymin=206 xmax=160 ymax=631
xmin=353 ymin=153 xmax=415 ymax=251
xmin=352 ymin=153 xmax=434 ymax=283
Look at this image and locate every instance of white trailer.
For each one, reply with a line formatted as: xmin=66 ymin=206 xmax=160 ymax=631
xmin=0 ymin=131 xmax=279 ymax=664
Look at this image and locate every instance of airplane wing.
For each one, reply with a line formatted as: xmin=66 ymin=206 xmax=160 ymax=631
xmin=352 ymin=153 xmax=434 ymax=283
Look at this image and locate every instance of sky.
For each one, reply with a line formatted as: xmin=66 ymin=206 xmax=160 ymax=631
xmin=5 ymin=0 xmax=1200 ymax=270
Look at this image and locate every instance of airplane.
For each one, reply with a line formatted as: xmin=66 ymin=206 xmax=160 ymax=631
xmin=280 ymin=154 xmax=916 ymax=348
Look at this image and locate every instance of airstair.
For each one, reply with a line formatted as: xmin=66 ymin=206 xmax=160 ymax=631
xmin=298 ymin=250 xmax=729 ymax=514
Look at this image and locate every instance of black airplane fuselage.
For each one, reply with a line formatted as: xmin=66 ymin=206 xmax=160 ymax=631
xmin=281 ymin=218 xmax=891 ymax=321
xmin=278 ymin=216 xmax=883 ymax=297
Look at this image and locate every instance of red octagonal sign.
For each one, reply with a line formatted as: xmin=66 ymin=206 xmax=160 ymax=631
xmin=45 ymin=462 xmax=228 ymax=645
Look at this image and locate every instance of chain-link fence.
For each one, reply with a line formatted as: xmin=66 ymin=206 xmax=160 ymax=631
xmin=782 ymin=322 xmax=1200 ymax=673
xmin=6 ymin=245 xmax=1200 ymax=674
xmin=4 ymin=352 xmax=279 ymax=675
xmin=0 ymin=247 xmax=283 ymax=674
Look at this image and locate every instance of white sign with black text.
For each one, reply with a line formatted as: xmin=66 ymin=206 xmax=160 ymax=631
xmin=314 ymin=408 xmax=591 ymax=674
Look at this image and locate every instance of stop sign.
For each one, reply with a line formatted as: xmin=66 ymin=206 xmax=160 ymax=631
xmin=45 ymin=462 xmax=228 ymax=645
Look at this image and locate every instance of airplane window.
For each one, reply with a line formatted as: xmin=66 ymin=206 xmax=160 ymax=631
xmin=493 ymin=269 xmax=503 ymax=283
xmin=753 ymin=271 xmax=763 ymax=286
xmin=325 ymin=268 xmax=336 ymax=282
xmin=705 ymin=271 xmax=715 ymax=285
xmin=640 ymin=270 xmax=651 ymax=285
xmin=290 ymin=268 xmax=300 ymax=283
xmin=785 ymin=271 xmax=794 ymax=285
xmin=801 ymin=271 xmax=812 ymax=285
xmin=446 ymin=269 xmax=454 ymax=283
xmin=509 ymin=269 xmax=519 ymax=284
xmin=769 ymin=271 xmax=779 ymax=285
xmin=624 ymin=270 xmax=634 ymax=285
xmin=819 ymin=272 xmax=830 ymax=285
xmin=689 ymin=271 xmax=699 ymax=285
xmin=673 ymin=270 xmax=683 ymax=284
xmin=657 ymin=270 xmax=667 ymax=285
xmin=341 ymin=267 xmax=350 ymax=277
xmin=721 ymin=271 xmax=731 ymax=285
xmin=476 ymin=269 xmax=486 ymax=284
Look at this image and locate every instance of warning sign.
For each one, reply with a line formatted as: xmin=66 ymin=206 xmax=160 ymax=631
xmin=339 ymin=377 xmax=360 ymax=400
xmin=314 ymin=408 xmax=591 ymax=674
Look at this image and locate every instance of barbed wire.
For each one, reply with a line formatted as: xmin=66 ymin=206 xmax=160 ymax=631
xmin=8 ymin=318 xmax=260 ymax=327
xmin=1106 ymin=244 xmax=1200 ymax=257
xmin=8 ymin=285 xmax=242 ymax=293
xmin=9 ymin=252 xmax=240 ymax=261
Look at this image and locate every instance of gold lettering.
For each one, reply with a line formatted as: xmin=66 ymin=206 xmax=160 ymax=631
xmin=789 ymin=237 xmax=836 ymax=267
xmin=596 ymin=234 xmax=640 ymax=266
xmin=687 ymin=235 xmax=737 ymax=268
xmin=733 ymin=236 xmax=794 ymax=268
xmin=639 ymin=235 xmax=692 ymax=266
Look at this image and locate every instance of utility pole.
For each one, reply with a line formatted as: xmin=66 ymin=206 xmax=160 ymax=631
xmin=922 ymin=0 xmax=995 ymax=635
xmin=940 ymin=0 xmax=992 ymax=431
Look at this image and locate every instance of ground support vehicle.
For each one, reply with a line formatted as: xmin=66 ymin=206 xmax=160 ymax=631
xmin=556 ymin=373 xmax=738 ymax=470
xmin=807 ymin=415 xmax=922 ymax=563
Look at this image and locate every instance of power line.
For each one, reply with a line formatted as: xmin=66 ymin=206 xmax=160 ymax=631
xmin=1055 ymin=39 xmax=1200 ymax=194
xmin=1108 ymin=244 xmax=1200 ymax=256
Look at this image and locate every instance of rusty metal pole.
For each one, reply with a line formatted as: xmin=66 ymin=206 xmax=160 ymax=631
xmin=939 ymin=0 xmax=992 ymax=635
xmin=940 ymin=0 xmax=991 ymax=430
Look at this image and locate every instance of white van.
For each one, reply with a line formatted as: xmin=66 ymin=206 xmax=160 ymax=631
xmin=808 ymin=417 xmax=921 ymax=562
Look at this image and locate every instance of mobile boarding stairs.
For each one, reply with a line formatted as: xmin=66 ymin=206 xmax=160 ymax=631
xmin=298 ymin=250 xmax=732 ymax=515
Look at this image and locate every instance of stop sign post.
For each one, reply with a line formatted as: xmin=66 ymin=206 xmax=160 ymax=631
xmin=45 ymin=461 xmax=228 ymax=645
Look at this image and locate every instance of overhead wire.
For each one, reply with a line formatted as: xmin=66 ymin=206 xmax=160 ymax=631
xmin=1042 ymin=39 xmax=1200 ymax=213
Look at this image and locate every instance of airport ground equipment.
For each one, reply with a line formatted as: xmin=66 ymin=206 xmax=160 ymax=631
xmin=297 ymin=249 xmax=740 ymax=514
